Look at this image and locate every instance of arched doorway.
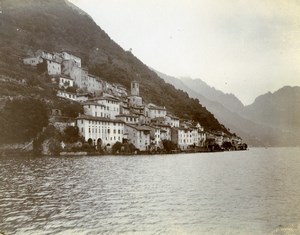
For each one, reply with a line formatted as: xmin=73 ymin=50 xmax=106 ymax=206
xmin=87 ymin=138 xmax=93 ymax=146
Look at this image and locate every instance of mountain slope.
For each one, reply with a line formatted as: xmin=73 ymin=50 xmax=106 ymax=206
xmin=154 ymin=70 xmax=300 ymax=146
xmin=180 ymin=77 xmax=244 ymax=113
xmin=0 ymin=0 xmax=229 ymax=134
xmin=242 ymin=86 xmax=300 ymax=131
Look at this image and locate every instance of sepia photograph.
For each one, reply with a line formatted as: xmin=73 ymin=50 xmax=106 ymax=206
xmin=0 ymin=0 xmax=300 ymax=234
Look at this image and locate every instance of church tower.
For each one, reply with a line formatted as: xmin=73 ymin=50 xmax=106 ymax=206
xmin=131 ymin=80 xmax=139 ymax=96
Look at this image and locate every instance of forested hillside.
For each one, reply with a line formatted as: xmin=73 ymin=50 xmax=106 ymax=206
xmin=0 ymin=0 xmax=232 ymax=145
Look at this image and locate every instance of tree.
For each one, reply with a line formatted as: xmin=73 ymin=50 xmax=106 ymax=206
xmin=62 ymin=126 xmax=80 ymax=143
xmin=112 ymin=141 xmax=122 ymax=154
xmin=0 ymin=98 xmax=48 ymax=144
xmin=222 ymin=141 xmax=233 ymax=150
xmin=162 ymin=139 xmax=176 ymax=153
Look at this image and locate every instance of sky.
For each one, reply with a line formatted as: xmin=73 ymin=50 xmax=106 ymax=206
xmin=69 ymin=0 xmax=300 ymax=105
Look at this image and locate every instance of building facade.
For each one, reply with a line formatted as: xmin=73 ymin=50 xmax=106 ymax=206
xmin=124 ymin=124 xmax=151 ymax=151
xmin=76 ymin=114 xmax=124 ymax=148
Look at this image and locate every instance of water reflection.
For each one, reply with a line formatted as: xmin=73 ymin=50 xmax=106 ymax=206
xmin=1 ymin=148 xmax=300 ymax=235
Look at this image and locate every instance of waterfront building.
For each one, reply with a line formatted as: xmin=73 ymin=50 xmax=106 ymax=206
xmin=124 ymin=124 xmax=151 ymax=151
xmin=76 ymin=114 xmax=124 ymax=148
xmin=149 ymin=126 xmax=162 ymax=149
xmin=156 ymin=124 xmax=172 ymax=141
xmin=171 ymin=127 xmax=199 ymax=150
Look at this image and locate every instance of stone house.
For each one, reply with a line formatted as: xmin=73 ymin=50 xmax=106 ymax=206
xmin=124 ymin=124 xmax=151 ymax=151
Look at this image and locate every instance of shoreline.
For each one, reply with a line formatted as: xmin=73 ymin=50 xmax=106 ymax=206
xmin=0 ymin=147 xmax=248 ymax=158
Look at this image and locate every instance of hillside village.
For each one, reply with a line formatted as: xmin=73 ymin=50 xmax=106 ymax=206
xmin=23 ymin=50 xmax=245 ymax=154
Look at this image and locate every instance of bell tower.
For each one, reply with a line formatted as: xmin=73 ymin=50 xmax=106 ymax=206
xmin=131 ymin=80 xmax=139 ymax=96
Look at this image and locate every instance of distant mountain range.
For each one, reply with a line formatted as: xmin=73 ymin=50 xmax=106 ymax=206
xmin=154 ymin=70 xmax=300 ymax=147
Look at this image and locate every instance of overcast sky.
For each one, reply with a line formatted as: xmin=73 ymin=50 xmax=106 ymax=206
xmin=69 ymin=0 xmax=300 ymax=105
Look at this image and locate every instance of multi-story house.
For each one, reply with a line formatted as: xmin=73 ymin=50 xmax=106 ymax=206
xmin=124 ymin=124 xmax=151 ymax=151
xmin=115 ymin=114 xmax=139 ymax=124
xmin=171 ymin=127 xmax=198 ymax=150
xmin=45 ymin=59 xmax=61 ymax=76
xmin=87 ymin=74 xmax=103 ymax=96
xmin=157 ymin=124 xmax=172 ymax=141
xmin=76 ymin=114 xmax=124 ymax=149
xmin=145 ymin=103 xmax=167 ymax=119
xmin=150 ymin=126 xmax=162 ymax=149
xmin=57 ymin=90 xmax=89 ymax=102
xmin=59 ymin=76 xmax=74 ymax=89
xmin=86 ymin=97 xmax=120 ymax=119
xmin=83 ymin=102 xmax=110 ymax=118
xmin=165 ymin=114 xmax=180 ymax=127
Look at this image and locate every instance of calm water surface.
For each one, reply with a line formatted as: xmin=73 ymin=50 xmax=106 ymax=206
xmin=1 ymin=148 xmax=300 ymax=235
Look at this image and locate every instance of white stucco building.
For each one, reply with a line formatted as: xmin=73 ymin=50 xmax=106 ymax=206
xmin=145 ymin=104 xmax=167 ymax=119
xmin=57 ymin=90 xmax=89 ymax=102
xmin=76 ymin=114 xmax=124 ymax=148
xmin=165 ymin=114 xmax=180 ymax=128
xmin=59 ymin=76 xmax=74 ymax=89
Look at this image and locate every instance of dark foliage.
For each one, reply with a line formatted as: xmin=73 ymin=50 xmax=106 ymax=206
xmin=222 ymin=141 xmax=233 ymax=150
xmin=62 ymin=126 xmax=81 ymax=143
xmin=162 ymin=139 xmax=177 ymax=153
xmin=54 ymin=100 xmax=83 ymax=118
xmin=111 ymin=141 xmax=122 ymax=154
xmin=32 ymin=125 xmax=61 ymax=155
xmin=0 ymin=97 xmax=49 ymax=144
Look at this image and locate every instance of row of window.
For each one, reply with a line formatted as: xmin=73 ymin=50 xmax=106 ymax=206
xmin=83 ymin=120 xmax=123 ymax=126
xmin=88 ymin=127 xmax=123 ymax=134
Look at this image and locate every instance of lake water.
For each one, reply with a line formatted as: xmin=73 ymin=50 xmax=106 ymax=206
xmin=1 ymin=148 xmax=300 ymax=235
